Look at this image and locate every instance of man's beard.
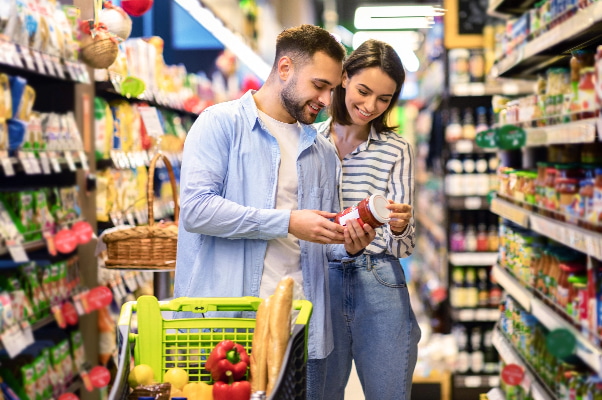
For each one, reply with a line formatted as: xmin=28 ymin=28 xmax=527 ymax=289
xmin=280 ymin=77 xmax=317 ymax=125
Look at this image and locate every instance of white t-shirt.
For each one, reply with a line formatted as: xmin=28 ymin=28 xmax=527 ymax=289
xmin=257 ymin=110 xmax=303 ymax=298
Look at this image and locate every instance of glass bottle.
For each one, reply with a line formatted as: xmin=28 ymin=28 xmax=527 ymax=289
xmin=478 ymin=267 xmax=490 ymax=307
xmin=476 ymin=220 xmax=489 ymax=252
xmin=462 ymin=108 xmax=477 ymax=140
xmin=475 ymin=106 xmax=489 ymax=134
xmin=465 ymin=268 xmax=479 ymax=308
xmin=470 ymin=326 xmax=484 ymax=374
xmin=451 ymin=267 xmax=467 ymax=308
xmin=446 ymin=108 xmax=463 ymax=143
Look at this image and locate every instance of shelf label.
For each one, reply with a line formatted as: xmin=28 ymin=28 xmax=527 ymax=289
xmin=47 ymin=151 xmax=62 ymax=173
xmin=139 ymin=106 xmax=165 ymax=138
xmin=77 ymin=150 xmax=89 ymax=172
xmin=1 ymin=155 xmax=15 ymax=176
xmin=465 ymin=196 xmax=483 ymax=209
xmin=38 ymin=152 xmax=51 ymax=174
xmin=6 ymin=239 xmax=29 ymax=263
xmin=64 ymin=151 xmax=77 ymax=171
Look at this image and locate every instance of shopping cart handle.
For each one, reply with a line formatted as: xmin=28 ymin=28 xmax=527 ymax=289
xmin=158 ymin=296 xmax=264 ymax=313
xmin=117 ymin=300 xmax=136 ymax=327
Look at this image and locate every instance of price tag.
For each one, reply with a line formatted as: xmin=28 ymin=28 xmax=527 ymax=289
xmin=78 ymin=150 xmax=89 ymax=171
xmin=64 ymin=150 xmax=77 ymax=171
xmin=31 ymin=50 xmax=46 ymax=74
xmin=42 ymin=54 xmax=57 ymax=77
xmin=1 ymin=325 xmax=27 ymax=358
xmin=38 ymin=152 xmax=51 ymax=174
xmin=138 ymin=106 xmax=165 ymax=138
xmin=6 ymin=239 xmax=29 ymax=263
xmin=27 ymin=152 xmax=41 ymax=174
xmin=18 ymin=152 xmax=34 ymax=174
xmin=48 ymin=151 xmax=61 ymax=173
xmin=465 ymin=196 xmax=483 ymax=209
xmin=52 ymin=56 xmax=65 ymax=79
xmin=0 ymin=41 xmax=10 ymax=65
xmin=9 ymin=43 xmax=23 ymax=68
xmin=1 ymin=156 xmax=15 ymax=176
xmin=19 ymin=46 xmax=36 ymax=71
xmin=464 ymin=376 xmax=482 ymax=387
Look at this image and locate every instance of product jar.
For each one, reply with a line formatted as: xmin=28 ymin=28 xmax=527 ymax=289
xmin=335 ymin=194 xmax=391 ymax=228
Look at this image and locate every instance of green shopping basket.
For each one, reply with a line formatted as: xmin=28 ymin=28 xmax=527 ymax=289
xmin=108 ymin=295 xmax=312 ymax=400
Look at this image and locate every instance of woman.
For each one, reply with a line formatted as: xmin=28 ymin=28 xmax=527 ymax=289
xmin=314 ymin=39 xmax=421 ymax=400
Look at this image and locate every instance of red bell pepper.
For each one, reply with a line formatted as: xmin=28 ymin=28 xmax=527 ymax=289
xmin=212 ymin=371 xmax=251 ymax=400
xmin=205 ymin=340 xmax=250 ymax=382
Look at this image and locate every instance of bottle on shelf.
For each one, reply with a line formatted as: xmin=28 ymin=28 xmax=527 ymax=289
xmin=450 ymin=220 xmax=466 ymax=252
xmin=465 ymin=268 xmax=479 ymax=308
xmin=453 ymin=324 xmax=470 ymax=374
xmin=475 ymin=106 xmax=489 ymax=134
xmin=462 ymin=108 xmax=476 ymax=140
xmin=477 ymin=267 xmax=490 ymax=307
xmin=451 ymin=267 xmax=467 ymax=308
xmin=465 ymin=221 xmax=477 ymax=252
xmin=482 ymin=328 xmax=499 ymax=374
xmin=470 ymin=326 xmax=484 ymax=374
xmin=446 ymin=108 xmax=463 ymax=143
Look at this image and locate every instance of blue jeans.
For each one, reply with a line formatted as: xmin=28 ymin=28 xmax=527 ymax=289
xmin=320 ymin=253 xmax=421 ymax=400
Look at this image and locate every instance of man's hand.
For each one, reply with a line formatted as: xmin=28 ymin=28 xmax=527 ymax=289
xmin=343 ymin=219 xmax=376 ymax=255
xmin=289 ymin=210 xmax=345 ymax=244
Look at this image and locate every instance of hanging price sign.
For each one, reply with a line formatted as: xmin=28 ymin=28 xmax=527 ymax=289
xmin=497 ymin=125 xmax=526 ymax=150
xmin=89 ymin=366 xmax=111 ymax=388
xmin=501 ymin=364 xmax=524 ymax=386
xmin=87 ymin=286 xmax=113 ymax=310
xmin=54 ymin=229 xmax=78 ymax=254
xmin=71 ymin=220 xmax=94 ymax=245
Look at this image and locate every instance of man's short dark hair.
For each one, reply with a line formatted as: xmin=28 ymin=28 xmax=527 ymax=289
xmin=273 ymin=24 xmax=346 ymax=70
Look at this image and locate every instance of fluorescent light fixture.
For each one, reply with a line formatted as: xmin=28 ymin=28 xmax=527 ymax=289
xmin=352 ymin=31 xmax=421 ymax=72
xmin=354 ymin=5 xmax=444 ymax=30
xmin=173 ymin=0 xmax=271 ymax=81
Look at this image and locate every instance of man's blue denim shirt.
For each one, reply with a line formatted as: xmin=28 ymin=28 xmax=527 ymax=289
xmin=174 ymin=90 xmax=348 ymax=359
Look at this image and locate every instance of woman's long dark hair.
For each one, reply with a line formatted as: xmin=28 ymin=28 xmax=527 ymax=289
xmin=330 ymin=39 xmax=405 ymax=133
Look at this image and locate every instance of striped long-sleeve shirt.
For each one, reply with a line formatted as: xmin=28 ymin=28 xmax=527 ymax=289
xmin=315 ymin=119 xmax=416 ymax=258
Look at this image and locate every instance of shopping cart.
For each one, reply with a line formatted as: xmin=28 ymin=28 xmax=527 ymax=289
xmin=109 ymin=295 xmax=312 ymax=400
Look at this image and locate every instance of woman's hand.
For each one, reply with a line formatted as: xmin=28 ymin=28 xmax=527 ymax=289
xmin=343 ymin=219 xmax=376 ymax=255
xmin=386 ymin=201 xmax=412 ymax=235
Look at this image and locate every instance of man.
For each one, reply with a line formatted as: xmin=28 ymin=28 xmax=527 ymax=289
xmin=174 ymin=24 xmax=376 ymax=396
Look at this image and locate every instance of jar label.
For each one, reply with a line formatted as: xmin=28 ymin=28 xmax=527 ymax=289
xmin=338 ymin=208 xmax=360 ymax=226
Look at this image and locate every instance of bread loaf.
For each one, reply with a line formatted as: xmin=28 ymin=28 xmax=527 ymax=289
xmin=266 ymin=277 xmax=294 ymax=396
xmin=250 ymin=297 xmax=270 ymax=392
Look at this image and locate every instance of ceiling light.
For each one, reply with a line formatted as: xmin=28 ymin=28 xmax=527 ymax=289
xmin=352 ymin=31 xmax=421 ymax=72
xmin=354 ymin=5 xmax=444 ymax=30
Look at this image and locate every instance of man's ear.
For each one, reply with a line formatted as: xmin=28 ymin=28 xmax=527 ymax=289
xmin=277 ymin=56 xmax=293 ymax=81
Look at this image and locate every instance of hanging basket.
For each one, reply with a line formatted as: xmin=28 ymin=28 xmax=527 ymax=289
xmin=102 ymin=153 xmax=179 ymax=270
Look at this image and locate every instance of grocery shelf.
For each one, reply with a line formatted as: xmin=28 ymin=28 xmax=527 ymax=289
xmin=524 ymin=118 xmax=598 ymax=147
xmin=453 ymin=308 xmax=500 ymax=322
xmin=493 ymin=264 xmax=602 ymax=375
xmin=449 ymin=252 xmax=499 ymax=266
xmin=450 ymin=80 xmax=535 ymax=97
xmin=491 ymin=264 xmax=532 ymax=311
xmin=492 ymin=327 xmax=556 ymax=400
xmin=453 ymin=374 xmax=500 ymax=389
xmin=490 ymin=197 xmax=530 ymax=227
xmin=530 ymin=297 xmax=602 ymax=374
xmin=487 ymin=0 xmax=538 ymax=17
xmin=448 ymin=139 xmax=498 ymax=154
xmin=492 ymin=2 xmax=602 ymax=78
xmin=448 ymin=195 xmax=491 ymax=210
xmin=0 ymin=239 xmax=46 ymax=259
xmin=491 ymin=197 xmax=602 ymax=260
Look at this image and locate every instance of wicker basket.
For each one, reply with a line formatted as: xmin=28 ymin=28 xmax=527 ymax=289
xmin=103 ymin=152 xmax=179 ymax=270
xmin=79 ymin=32 xmax=119 ymax=69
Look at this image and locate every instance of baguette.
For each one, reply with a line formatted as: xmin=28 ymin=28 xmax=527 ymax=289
xmin=250 ymin=297 xmax=270 ymax=392
xmin=266 ymin=277 xmax=294 ymax=396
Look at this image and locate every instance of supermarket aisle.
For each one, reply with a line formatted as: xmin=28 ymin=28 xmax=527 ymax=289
xmin=345 ymin=363 xmax=364 ymax=400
